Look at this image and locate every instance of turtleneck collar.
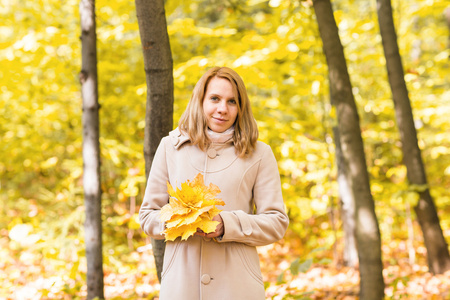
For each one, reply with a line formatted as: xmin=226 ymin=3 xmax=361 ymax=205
xmin=207 ymin=126 xmax=234 ymax=144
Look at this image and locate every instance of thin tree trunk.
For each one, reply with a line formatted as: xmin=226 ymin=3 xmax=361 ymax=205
xmin=79 ymin=0 xmax=104 ymax=298
xmin=376 ymin=0 xmax=450 ymax=274
xmin=135 ymin=0 xmax=174 ymax=283
xmin=333 ymin=127 xmax=358 ymax=268
xmin=312 ymin=0 xmax=385 ymax=298
xmin=405 ymin=202 xmax=416 ymax=265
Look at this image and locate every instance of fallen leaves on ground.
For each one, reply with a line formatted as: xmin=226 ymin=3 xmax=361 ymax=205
xmin=1 ymin=229 xmax=450 ymax=299
xmin=259 ymin=234 xmax=450 ymax=300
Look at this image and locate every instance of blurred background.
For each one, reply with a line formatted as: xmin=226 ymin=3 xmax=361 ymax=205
xmin=1 ymin=0 xmax=449 ymax=298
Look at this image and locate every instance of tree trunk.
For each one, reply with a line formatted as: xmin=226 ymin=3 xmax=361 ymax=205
xmin=376 ymin=0 xmax=450 ymax=274
xmin=135 ymin=0 xmax=174 ymax=283
xmin=312 ymin=0 xmax=385 ymax=298
xmin=333 ymin=127 xmax=358 ymax=268
xmin=79 ymin=0 xmax=104 ymax=298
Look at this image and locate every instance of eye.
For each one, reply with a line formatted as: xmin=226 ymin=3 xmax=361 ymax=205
xmin=210 ymin=96 xmax=219 ymax=101
xmin=228 ymin=99 xmax=237 ymax=105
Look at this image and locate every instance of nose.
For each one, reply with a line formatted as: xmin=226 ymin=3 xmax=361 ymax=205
xmin=217 ymin=100 xmax=228 ymax=114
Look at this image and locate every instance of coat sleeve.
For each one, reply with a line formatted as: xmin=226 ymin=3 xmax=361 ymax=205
xmin=219 ymin=144 xmax=289 ymax=247
xmin=139 ymin=138 xmax=169 ymax=239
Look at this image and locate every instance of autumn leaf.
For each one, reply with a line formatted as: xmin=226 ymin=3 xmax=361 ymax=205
xmin=160 ymin=173 xmax=225 ymax=241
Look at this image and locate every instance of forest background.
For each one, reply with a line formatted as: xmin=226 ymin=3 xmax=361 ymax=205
xmin=1 ymin=0 xmax=450 ymax=299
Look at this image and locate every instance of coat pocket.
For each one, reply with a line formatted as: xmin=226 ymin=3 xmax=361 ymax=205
xmin=161 ymin=241 xmax=182 ymax=280
xmin=234 ymin=243 xmax=264 ymax=286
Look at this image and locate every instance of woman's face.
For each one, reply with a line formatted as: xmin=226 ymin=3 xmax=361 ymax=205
xmin=202 ymin=77 xmax=238 ymax=133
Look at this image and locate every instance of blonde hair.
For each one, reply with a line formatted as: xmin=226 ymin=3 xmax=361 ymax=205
xmin=178 ymin=67 xmax=259 ymax=157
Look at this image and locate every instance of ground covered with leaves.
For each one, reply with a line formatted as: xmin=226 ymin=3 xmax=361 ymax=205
xmin=1 ymin=228 xmax=450 ymax=300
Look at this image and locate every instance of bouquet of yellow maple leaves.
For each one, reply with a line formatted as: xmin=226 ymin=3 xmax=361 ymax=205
xmin=160 ymin=173 xmax=225 ymax=241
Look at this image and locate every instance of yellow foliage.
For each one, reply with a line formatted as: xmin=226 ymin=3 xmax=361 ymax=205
xmin=160 ymin=173 xmax=225 ymax=241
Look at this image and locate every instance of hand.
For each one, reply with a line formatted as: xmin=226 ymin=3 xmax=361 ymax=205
xmin=195 ymin=214 xmax=224 ymax=238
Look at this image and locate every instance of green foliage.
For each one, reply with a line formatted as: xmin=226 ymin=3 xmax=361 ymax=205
xmin=280 ymin=291 xmax=315 ymax=300
xmin=277 ymin=247 xmax=331 ymax=284
xmin=1 ymin=0 xmax=449 ymax=298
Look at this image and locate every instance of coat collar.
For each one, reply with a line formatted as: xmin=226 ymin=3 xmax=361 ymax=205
xmin=169 ymin=127 xmax=191 ymax=149
xmin=169 ymin=127 xmax=235 ymax=150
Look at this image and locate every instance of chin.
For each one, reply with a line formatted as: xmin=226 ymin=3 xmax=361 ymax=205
xmin=210 ymin=125 xmax=227 ymax=133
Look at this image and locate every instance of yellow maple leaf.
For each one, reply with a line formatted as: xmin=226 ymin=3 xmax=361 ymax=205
xmin=197 ymin=218 xmax=220 ymax=233
xmin=164 ymin=223 xmax=199 ymax=241
xmin=160 ymin=173 xmax=224 ymax=241
xmin=160 ymin=197 xmax=190 ymax=222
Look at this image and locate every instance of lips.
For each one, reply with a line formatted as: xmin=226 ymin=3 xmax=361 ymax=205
xmin=213 ymin=117 xmax=228 ymax=122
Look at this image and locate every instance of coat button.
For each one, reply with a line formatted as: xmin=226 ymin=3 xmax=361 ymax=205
xmin=207 ymin=148 xmax=217 ymax=158
xmin=201 ymin=274 xmax=211 ymax=284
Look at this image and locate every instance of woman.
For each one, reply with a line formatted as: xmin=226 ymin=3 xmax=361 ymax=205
xmin=139 ymin=67 xmax=289 ymax=300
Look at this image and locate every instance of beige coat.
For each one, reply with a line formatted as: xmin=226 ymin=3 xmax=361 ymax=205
xmin=139 ymin=128 xmax=289 ymax=300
